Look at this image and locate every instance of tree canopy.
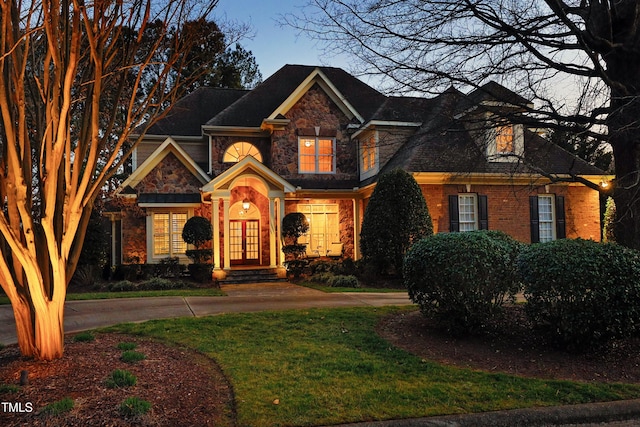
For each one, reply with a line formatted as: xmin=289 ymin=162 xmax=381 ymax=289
xmin=0 ymin=0 xmax=231 ymax=360
xmin=289 ymin=0 xmax=640 ymax=247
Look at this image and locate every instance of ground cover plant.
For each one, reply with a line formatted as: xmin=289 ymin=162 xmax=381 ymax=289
xmin=106 ymin=307 xmax=640 ymax=427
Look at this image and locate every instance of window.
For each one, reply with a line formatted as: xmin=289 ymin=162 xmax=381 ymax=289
xmin=223 ymin=142 xmax=262 ymax=163
xmin=362 ymin=135 xmax=376 ymax=172
xmin=298 ymin=137 xmax=335 ymax=173
xmin=496 ymin=125 xmax=514 ymax=154
xmin=449 ymin=194 xmax=488 ymax=232
xmin=458 ymin=194 xmax=478 ymax=232
xmin=530 ymin=195 xmax=565 ymax=243
xmin=152 ymin=212 xmax=188 ymax=257
xmin=297 ymin=204 xmax=339 ymax=256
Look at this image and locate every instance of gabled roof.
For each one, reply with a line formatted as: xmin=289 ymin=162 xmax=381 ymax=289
xmin=204 ymin=65 xmax=387 ymax=128
xmin=202 ymin=156 xmax=296 ymax=194
xmin=118 ymin=138 xmax=211 ymax=193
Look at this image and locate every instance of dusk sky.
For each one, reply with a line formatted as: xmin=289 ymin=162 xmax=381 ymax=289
xmin=216 ymin=0 xmax=352 ymax=81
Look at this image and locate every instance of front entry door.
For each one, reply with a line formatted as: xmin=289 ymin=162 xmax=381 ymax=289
xmin=230 ymin=220 xmax=260 ymax=265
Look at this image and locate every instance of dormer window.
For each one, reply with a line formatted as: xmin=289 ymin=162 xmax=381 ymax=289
xmin=487 ymin=122 xmax=523 ymax=162
xmin=359 ymin=132 xmax=379 ymax=179
xmin=496 ymin=125 xmax=514 ymax=154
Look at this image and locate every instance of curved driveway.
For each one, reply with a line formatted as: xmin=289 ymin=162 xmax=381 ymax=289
xmin=0 ymin=282 xmax=412 ymax=345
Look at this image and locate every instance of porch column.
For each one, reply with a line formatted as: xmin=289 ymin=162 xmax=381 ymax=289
xmin=279 ymin=197 xmax=285 ymax=266
xmin=223 ymin=197 xmax=231 ymax=270
xmin=269 ymin=197 xmax=277 ymax=268
xmin=353 ymin=198 xmax=360 ymax=260
xmin=212 ymin=198 xmax=221 ymax=271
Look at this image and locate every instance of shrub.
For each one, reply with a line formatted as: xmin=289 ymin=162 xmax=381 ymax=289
xmin=73 ymin=332 xmax=95 ymax=342
xmin=121 ymin=350 xmax=146 ymax=363
xmin=182 ymin=216 xmax=213 ymax=248
xmin=105 ymin=369 xmax=137 ymax=388
xmin=518 ymin=238 xmax=640 ymax=351
xmin=360 ymin=169 xmax=433 ymax=276
xmin=328 ymin=275 xmax=360 ymax=288
xmin=282 ymin=213 xmax=310 ymax=279
xmin=41 ymin=397 xmax=74 ymax=416
xmin=120 ymin=397 xmax=151 ymax=418
xmin=117 ymin=342 xmax=137 ymax=351
xmin=140 ymin=277 xmax=186 ymax=291
xmin=603 ymin=196 xmax=616 ymax=243
xmin=188 ymin=263 xmax=213 ymax=283
xmin=108 ymin=280 xmax=138 ymax=292
xmin=404 ymin=231 xmax=522 ymax=336
xmin=310 ymin=272 xmax=335 ymax=284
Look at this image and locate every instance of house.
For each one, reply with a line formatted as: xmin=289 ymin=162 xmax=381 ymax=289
xmin=110 ymin=65 xmax=607 ymax=279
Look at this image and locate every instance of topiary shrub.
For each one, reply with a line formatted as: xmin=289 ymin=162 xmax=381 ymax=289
xmin=282 ymin=212 xmax=310 ymax=279
xmin=518 ymin=238 xmax=640 ymax=351
xmin=360 ymin=169 xmax=433 ymax=277
xmin=182 ymin=216 xmax=213 ymax=264
xmin=404 ymin=231 xmax=522 ymax=336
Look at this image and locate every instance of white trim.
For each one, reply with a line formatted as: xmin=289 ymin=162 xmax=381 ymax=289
xmin=268 ymin=68 xmax=364 ymax=123
xmin=351 ymin=120 xmax=422 ymax=139
xmin=458 ymin=193 xmax=479 ymax=232
xmin=117 ymin=137 xmax=210 ymax=194
xmin=146 ymin=208 xmax=194 ymax=263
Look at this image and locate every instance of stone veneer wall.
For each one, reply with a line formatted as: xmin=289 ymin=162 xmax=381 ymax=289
xmin=134 ymin=153 xmax=204 ymax=194
xmin=271 ymin=85 xmax=358 ymax=182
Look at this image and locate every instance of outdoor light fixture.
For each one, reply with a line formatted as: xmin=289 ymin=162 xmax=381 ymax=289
xmin=242 ymin=199 xmax=251 ymax=211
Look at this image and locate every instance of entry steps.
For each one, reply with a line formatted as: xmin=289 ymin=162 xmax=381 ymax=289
xmin=219 ymin=268 xmax=281 ymax=284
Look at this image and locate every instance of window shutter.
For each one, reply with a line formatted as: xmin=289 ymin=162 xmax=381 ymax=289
xmin=555 ymin=195 xmax=566 ymax=239
xmin=449 ymin=195 xmax=460 ymax=232
xmin=529 ymin=196 xmax=540 ymax=243
xmin=478 ymin=195 xmax=489 ymax=230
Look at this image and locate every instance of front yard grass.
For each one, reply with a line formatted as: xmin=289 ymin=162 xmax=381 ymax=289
xmin=104 ymin=306 xmax=640 ymax=427
xmin=0 ymin=287 xmax=224 ymax=305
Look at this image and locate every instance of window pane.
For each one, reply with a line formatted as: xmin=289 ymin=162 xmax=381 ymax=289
xmin=458 ymin=195 xmax=477 ymax=232
xmin=538 ymin=196 xmax=555 ymax=242
xmin=496 ymin=125 xmax=514 ymax=153
xmin=298 ymin=137 xmax=335 ymax=173
xmin=153 ymin=214 xmax=170 ymax=256
xmin=171 ymin=213 xmax=187 ymax=254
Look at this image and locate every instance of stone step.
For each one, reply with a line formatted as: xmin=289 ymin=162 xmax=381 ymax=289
xmin=219 ymin=268 xmax=282 ymax=284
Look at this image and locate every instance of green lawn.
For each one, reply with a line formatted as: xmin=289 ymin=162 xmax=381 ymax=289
xmin=0 ymin=287 xmax=224 ymax=305
xmin=104 ymin=307 xmax=640 ymax=427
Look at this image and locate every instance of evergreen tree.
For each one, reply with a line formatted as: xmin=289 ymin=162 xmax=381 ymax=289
xmin=360 ymin=169 xmax=433 ymax=276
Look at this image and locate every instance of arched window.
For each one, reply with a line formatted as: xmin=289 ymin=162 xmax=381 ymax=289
xmin=223 ymin=142 xmax=262 ymax=163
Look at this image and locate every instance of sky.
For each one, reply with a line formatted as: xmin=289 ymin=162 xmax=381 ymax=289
xmin=215 ymin=0 xmax=350 ymax=81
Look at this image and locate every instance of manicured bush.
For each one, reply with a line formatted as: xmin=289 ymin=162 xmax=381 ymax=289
xmin=518 ymin=238 xmax=640 ymax=351
xmin=309 ymin=272 xmax=335 ymax=284
xmin=360 ymin=169 xmax=433 ymax=276
xmin=140 ymin=277 xmax=187 ymax=291
xmin=404 ymin=231 xmax=522 ymax=336
xmin=282 ymin=212 xmax=310 ymax=279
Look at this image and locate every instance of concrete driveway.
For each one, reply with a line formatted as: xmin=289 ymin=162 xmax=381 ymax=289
xmin=0 ymin=282 xmax=412 ymax=345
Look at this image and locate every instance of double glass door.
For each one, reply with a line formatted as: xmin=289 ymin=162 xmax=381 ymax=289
xmin=229 ymin=220 xmax=260 ymax=265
